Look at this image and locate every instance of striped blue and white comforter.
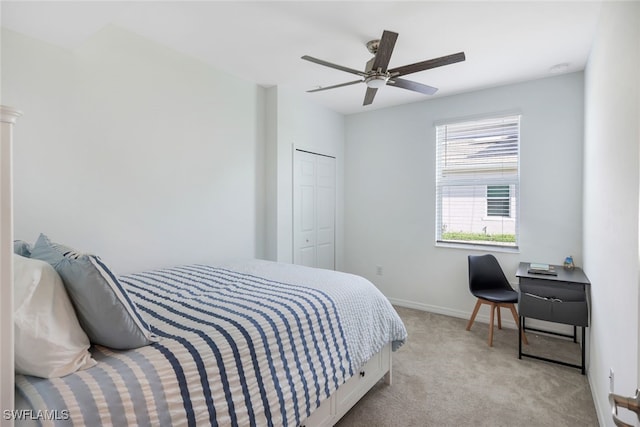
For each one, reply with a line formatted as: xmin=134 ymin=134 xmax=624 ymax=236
xmin=16 ymin=259 xmax=407 ymax=426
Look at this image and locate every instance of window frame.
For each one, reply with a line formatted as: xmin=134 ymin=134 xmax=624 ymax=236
xmin=434 ymin=113 xmax=521 ymax=250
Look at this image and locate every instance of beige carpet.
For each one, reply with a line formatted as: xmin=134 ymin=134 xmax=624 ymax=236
xmin=336 ymin=306 xmax=598 ymax=427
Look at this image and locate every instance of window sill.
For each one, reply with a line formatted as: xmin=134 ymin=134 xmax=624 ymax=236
xmin=435 ymin=241 xmax=520 ymax=253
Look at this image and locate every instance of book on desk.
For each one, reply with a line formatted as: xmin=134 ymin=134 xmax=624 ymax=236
xmin=527 ymin=263 xmax=558 ymax=276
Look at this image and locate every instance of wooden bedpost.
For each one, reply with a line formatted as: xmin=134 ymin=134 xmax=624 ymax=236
xmin=1 ymin=106 xmax=22 ymax=427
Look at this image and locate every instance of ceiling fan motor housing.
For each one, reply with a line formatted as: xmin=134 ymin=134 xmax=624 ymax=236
xmin=366 ymin=39 xmax=380 ymax=55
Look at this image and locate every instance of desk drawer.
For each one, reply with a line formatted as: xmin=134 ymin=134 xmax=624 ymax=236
xmin=519 ymin=279 xmax=585 ymax=302
xmin=519 ymin=292 xmax=588 ymax=326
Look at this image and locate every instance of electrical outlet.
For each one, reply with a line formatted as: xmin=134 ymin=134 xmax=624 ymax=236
xmin=376 ymin=266 xmax=383 ymax=276
xmin=609 ymin=368 xmax=614 ymax=393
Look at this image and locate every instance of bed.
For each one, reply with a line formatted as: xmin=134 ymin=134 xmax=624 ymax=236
xmin=14 ymin=255 xmax=407 ymax=427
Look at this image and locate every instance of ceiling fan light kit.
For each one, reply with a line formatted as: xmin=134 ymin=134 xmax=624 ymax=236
xmin=302 ymin=30 xmax=466 ymax=106
xmin=365 ymin=75 xmax=389 ymax=89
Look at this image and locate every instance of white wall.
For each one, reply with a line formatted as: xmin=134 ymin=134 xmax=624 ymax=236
xmin=2 ymin=26 xmax=267 ymax=274
xmin=583 ymin=2 xmax=640 ymax=425
xmin=344 ymin=73 xmax=585 ymax=324
xmin=265 ymin=86 xmax=345 ymax=270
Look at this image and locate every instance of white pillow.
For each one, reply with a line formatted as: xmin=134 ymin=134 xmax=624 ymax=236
xmin=13 ymin=254 xmax=96 ymax=378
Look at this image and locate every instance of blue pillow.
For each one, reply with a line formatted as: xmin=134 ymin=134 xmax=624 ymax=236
xmin=30 ymin=234 xmax=155 ymax=350
xmin=13 ymin=240 xmax=32 ymax=257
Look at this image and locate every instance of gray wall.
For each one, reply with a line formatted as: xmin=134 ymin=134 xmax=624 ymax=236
xmin=2 ymin=25 xmax=267 ymax=274
xmin=344 ymin=72 xmax=585 ymax=325
xmin=583 ymin=2 xmax=640 ymax=425
xmin=2 ymin=24 xmax=346 ymax=275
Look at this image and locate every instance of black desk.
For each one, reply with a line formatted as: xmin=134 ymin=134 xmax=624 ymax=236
xmin=516 ymin=262 xmax=590 ymax=374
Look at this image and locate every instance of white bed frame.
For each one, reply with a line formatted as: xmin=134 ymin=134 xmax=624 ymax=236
xmin=302 ymin=343 xmax=392 ymax=427
xmin=1 ymin=106 xmax=21 ymax=427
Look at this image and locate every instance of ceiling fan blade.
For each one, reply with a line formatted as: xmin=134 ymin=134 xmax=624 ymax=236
xmin=371 ymin=30 xmax=398 ymax=72
xmin=306 ymin=79 xmax=363 ymax=93
xmin=301 ymin=55 xmax=366 ymax=77
xmin=387 ymin=78 xmax=438 ymax=95
xmin=363 ymin=87 xmax=378 ymax=106
xmin=389 ymin=52 xmax=466 ymax=77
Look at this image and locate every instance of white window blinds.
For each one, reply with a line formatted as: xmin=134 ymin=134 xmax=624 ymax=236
xmin=435 ymin=114 xmax=520 ymax=247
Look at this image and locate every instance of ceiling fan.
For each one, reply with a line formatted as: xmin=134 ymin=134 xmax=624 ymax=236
xmin=302 ymin=30 xmax=465 ymax=106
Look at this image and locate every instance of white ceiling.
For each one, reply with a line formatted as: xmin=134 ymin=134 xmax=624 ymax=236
xmin=1 ymin=1 xmax=603 ymax=114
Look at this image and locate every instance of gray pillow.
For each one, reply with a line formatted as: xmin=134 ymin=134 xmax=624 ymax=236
xmin=14 ymin=240 xmax=32 ymax=257
xmin=30 ymin=233 xmax=155 ymax=350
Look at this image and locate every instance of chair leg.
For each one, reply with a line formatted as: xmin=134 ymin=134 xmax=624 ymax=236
xmin=508 ymin=303 xmax=528 ymax=345
xmin=466 ymin=299 xmax=483 ymax=331
xmin=468 ymin=299 xmax=523 ymax=347
xmin=488 ymin=303 xmax=496 ymax=347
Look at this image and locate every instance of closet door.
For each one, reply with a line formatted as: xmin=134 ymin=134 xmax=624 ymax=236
xmin=293 ymin=150 xmax=335 ymax=270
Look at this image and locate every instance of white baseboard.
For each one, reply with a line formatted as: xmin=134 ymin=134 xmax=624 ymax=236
xmin=389 ymin=297 xmax=574 ymax=335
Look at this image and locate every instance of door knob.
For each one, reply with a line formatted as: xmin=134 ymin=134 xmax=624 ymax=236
xmin=610 ymin=389 xmax=640 ymax=426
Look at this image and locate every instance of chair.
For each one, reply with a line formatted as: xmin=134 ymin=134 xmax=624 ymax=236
xmin=466 ymin=254 xmax=528 ymax=347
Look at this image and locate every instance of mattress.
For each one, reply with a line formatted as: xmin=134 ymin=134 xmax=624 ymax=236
xmin=15 ymin=259 xmax=407 ymax=426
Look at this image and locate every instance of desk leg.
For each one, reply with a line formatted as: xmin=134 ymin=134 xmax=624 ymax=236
xmin=581 ymin=326 xmax=586 ymax=375
xmin=518 ymin=313 xmax=587 ymax=374
xmin=518 ymin=316 xmax=523 ymax=360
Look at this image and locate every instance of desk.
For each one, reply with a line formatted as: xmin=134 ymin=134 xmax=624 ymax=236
xmin=516 ymin=262 xmax=590 ymax=374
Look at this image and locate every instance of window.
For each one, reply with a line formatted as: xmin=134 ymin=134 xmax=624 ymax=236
xmin=487 ymin=185 xmax=511 ymax=217
xmin=435 ymin=114 xmax=520 ymax=248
